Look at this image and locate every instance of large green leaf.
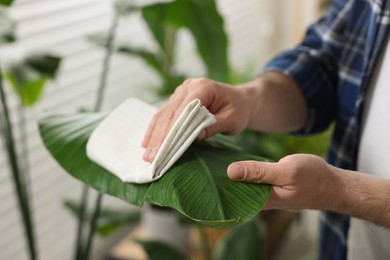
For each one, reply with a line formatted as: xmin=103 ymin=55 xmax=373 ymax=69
xmin=117 ymin=46 xmax=164 ymax=77
xmin=38 ymin=113 xmax=271 ymax=228
xmin=141 ymin=3 xmax=170 ymax=51
xmin=141 ymin=0 xmax=229 ymax=82
xmin=214 ymin=218 xmax=266 ymax=260
xmin=165 ymin=0 xmax=229 ymax=81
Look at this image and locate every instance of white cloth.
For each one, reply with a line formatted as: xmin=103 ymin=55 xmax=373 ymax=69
xmin=348 ymin=39 xmax=390 ymax=259
xmin=86 ymin=98 xmax=216 ymax=183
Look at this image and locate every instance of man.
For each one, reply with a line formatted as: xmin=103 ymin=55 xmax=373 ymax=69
xmin=142 ymin=0 xmax=390 ymax=259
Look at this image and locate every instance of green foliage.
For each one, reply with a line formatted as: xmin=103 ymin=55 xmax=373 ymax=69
xmin=64 ymin=199 xmax=141 ymax=237
xmin=5 ymin=66 xmax=47 ymax=107
xmin=236 ymin=129 xmax=331 ymax=161
xmin=214 ymin=218 xmax=266 ymax=260
xmin=0 ymin=68 xmax=37 ymax=259
xmin=0 ymin=0 xmax=13 ymax=7
xmin=25 ymin=54 xmax=61 ymax=78
xmin=4 ymin=54 xmax=61 ymax=107
xmin=117 ymin=46 xmax=165 ymax=76
xmin=165 ymin=0 xmax=228 ymax=81
xmin=89 ymin=0 xmax=229 ymax=97
xmin=38 ymin=112 xmax=271 ymax=228
xmin=135 ymin=217 xmax=266 ymax=260
xmin=0 ymin=11 xmax=15 ymax=44
xmin=136 ymin=240 xmax=186 ymax=260
xmin=0 ymin=8 xmax=60 ymax=260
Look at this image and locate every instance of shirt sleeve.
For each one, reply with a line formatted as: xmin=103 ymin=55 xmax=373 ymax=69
xmin=263 ymin=0 xmax=349 ymax=134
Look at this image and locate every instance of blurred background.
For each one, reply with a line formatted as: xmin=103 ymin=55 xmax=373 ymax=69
xmin=0 ymin=0 xmax=331 ymax=259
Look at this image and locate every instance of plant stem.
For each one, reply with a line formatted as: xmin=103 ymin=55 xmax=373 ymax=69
xmin=74 ymin=185 xmax=89 ymax=260
xmin=18 ymin=105 xmax=32 ymax=196
xmin=93 ymin=11 xmax=120 ymax=111
xmin=82 ymin=193 xmax=103 ymax=260
xmin=197 ymin=225 xmax=212 ymax=260
xmin=75 ymin=10 xmax=120 ymax=260
xmin=161 ymin=26 xmax=177 ymax=95
xmin=163 ymin=26 xmax=175 ymax=78
xmin=0 ymin=67 xmax=37 ymax=260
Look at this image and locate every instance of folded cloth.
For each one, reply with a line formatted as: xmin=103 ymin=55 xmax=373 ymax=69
xmin=86 ymin=98 xmax=216 ymax=183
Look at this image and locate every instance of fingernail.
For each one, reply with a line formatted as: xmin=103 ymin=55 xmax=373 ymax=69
xmin=143 ymin=148 xmax=151 ymax=162
xmin=228 ymin=163 xmax=244 ymax=180
xmin=148 ymin=147 xmax=159 ymax=162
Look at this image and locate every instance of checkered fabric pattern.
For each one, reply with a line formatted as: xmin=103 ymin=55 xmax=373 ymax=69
xmin=264 ymin=0 xmax=390 ymax=259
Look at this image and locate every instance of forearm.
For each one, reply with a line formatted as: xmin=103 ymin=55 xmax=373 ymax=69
xmin=330 ymin=166 xmax=390 ymax=228
xmin=236 ymin=71 xmax=308 ymax=133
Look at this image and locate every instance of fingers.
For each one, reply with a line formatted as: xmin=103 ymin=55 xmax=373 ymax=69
xmin=142 ymin=100 xmax=186 ymax=162
xmin=196 ymin=106 xmax=243 ymax=141
xmin=141 ymin=77 xmax=246 ymax=163
xmin=142 ymin=78 xmax=214 ymax=162
xmin=227 ymin=160 xmax=282 ymax=184
xmin=142 ymin=108 xmax=175 ymax=162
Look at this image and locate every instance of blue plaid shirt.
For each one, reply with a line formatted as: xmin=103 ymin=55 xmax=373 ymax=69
xmin=264 ymin=0 xmax=390 ymax=259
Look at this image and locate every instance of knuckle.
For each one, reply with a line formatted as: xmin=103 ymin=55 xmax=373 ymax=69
xmin=173 ymin=83 xmax=186 ymax=95
xmin=244 ymin=162 xmax=266 ymax=183
xmin=192 ymin=77 xmax=212 ymax=88
xmin=182 ymin=78 xmax=194 ymax=86
xmin=280 ymin=155 xmax=300 ymax=173
xmin=193 ymin=77 xmax=209 ymax=84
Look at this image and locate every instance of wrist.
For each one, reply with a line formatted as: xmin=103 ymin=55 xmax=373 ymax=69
xmin=235 ymin=71 xmax=308 ymax=133
xmin=235 ymin=79 xmax=265 ymax=129
xmin=322 ymin=164 xmax=349 ymax=212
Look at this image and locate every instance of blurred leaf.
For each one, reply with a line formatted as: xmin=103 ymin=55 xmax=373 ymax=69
xmin=141 ymin=0 xmax=229 ymax=81
xmin=114 ymin=0 xmax=138 ymax=16
xmin=25 ymin=54 xmax=61 ymax=78
xmin=0 ymin=0 xmax=13 ymax=7
xmin=38 ymin=112 xmax=271 ymax=228
xmin=5 ymin=65 xmax=47 ymax=107
xmin=4 ymin=53 xmax=61 ymax=107
xmin=0 ymin=11 xmax=15 ymax=44
xmin=214 ymin=218 xmax=266 ymax=260
xmin=206 ymin=134 xmax=242 ymax=153
xmin=165 ymin=0 xmax=229 ymax=81
xmin=236 ymin=127 xmax=331 ymax=161
xmin=117 ymin=46 xmax=164 ymax=76
xmin=64 ymin=199 xmax=140 ymax=237
xmin=141 ymin=2 xmax=171 ymax=51
xmin=136 ymin=240 xmax=186 ymax=260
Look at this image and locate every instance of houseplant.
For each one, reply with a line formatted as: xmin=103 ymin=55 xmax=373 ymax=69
xmin=0 ymin=4 xmax=61 ymax=260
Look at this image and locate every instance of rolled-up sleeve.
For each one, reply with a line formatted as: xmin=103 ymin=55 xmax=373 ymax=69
xmin=264 ymin=0 xmax=349 ymax=134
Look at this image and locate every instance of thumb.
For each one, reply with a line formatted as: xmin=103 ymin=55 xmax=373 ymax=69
xmin=227 ymin=160 xmax=281 ymax=184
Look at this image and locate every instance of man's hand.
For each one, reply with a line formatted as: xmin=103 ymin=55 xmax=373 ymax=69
xmin=227 ymin=154 xmax=340 ymax=210
xmin=228 ymin=154 xmax=390 ymax=228
xmin=142 ymin=78 xmax=252 ymax=162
